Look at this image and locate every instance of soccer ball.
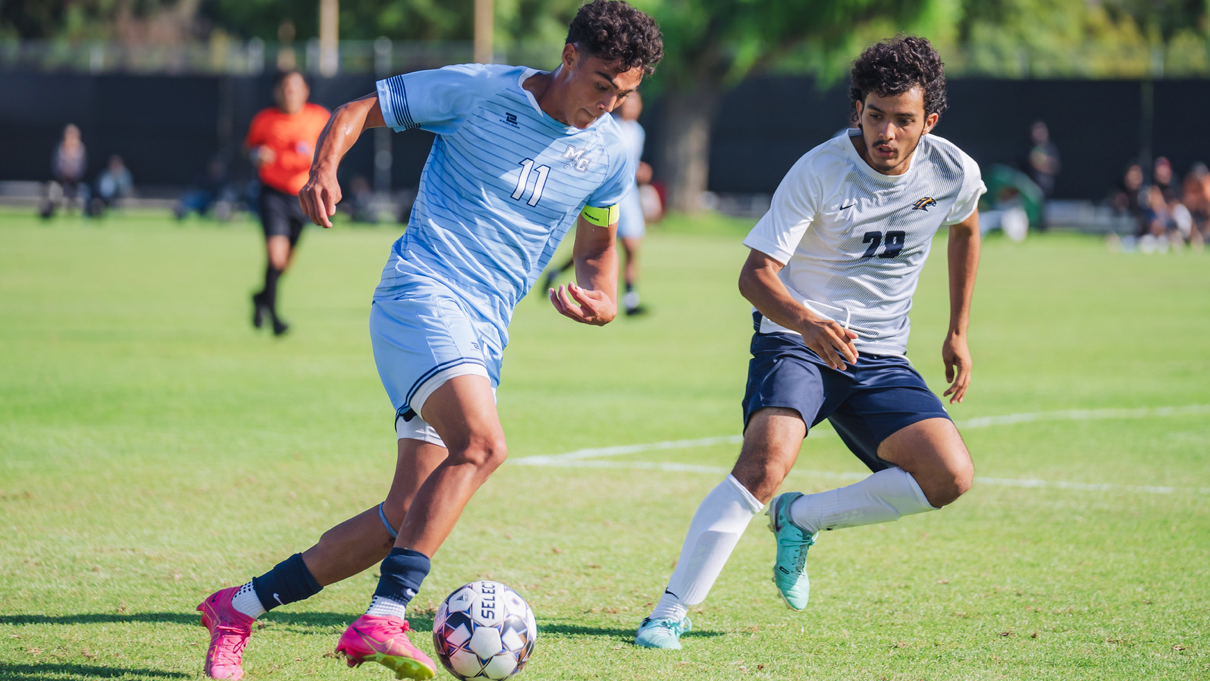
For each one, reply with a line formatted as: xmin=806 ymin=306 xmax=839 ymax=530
xmin=432 ymin=581 xmax=537 ymax=680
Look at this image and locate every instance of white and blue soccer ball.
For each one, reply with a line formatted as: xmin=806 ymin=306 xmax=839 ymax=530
xmin=432 ymin=581 xmax=537 ymax=680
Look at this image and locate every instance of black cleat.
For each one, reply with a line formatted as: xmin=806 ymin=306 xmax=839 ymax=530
xmin=272 ymin=318 xmax=290 ymax=336
xmin=252 ymin=293 xmax=268 ymax=329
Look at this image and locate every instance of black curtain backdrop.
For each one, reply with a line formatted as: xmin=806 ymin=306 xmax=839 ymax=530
xmin=1 ymin=70 xmax=1202 ymax=202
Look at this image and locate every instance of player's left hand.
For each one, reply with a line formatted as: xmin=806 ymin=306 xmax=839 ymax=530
xmin=942 ymin=333 xmax=971 ymax=404
xmin=549 ymin=283 xmax=615 ymax=326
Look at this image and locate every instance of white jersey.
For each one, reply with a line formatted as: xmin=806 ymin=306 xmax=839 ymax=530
xmin=743 ymin=129 xmax=986 ymax=356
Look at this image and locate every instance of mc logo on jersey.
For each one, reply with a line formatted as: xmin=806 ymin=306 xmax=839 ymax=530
xmin=912 ymin=197 xmax=938 ymax=212
xmin=561 ymin=144 xmax=592 ymax=172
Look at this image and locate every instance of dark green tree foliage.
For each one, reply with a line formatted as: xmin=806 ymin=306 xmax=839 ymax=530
xmin=200 ymin=0 xmax=473 ymax=41
xmin=0 ymin=0 xmax=193 ymax=40
xmin=638 ymin=0 xmax=952 ymax=210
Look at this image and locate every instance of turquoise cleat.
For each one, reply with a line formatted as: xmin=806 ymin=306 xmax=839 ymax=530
xmin=634 ymin=616 xmax=692 ymax=650
xmin=766 ymin=492 xmax=817 ymax=611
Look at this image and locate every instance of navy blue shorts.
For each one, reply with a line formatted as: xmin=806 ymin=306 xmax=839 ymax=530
xmin=742 ymin=315 xmax=950 ymax=473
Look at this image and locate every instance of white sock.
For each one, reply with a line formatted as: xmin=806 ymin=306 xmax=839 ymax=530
xmin=231 ymin=581 xmax=266 ymax=619
xmin=365 ymin=595 xmax=408 ymax=619
xmin=788 ymin=467 xmax=937 ymax=534
xmin=650 ymin=475 xmax=763 ymax=621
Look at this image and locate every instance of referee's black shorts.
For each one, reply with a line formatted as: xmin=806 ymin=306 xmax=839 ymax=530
xmin=258 ymin=184 xmax=308 ymax=246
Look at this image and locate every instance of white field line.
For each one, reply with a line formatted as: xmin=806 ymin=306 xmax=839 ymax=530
xmin=512 ymin=404 xmax=1210 ymax=495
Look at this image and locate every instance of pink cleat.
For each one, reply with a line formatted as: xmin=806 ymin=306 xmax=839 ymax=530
xmin=336 ymin=615 xmax=436 ymax=680
xmin=197 ymin=587 xmax=254 ymax=680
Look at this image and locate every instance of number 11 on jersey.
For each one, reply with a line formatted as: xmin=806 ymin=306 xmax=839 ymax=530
xmin=511 ymin=159 xmax=550 ymax=207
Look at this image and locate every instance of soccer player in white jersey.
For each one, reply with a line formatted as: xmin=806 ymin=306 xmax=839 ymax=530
xmin=195 ymin=3 xmax=662 ymax=679
xmin=635 ymin=36 xmax=985 ymax=649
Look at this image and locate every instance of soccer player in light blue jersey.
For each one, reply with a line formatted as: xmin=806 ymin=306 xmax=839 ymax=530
xmin=196 ymin=3 xmax=663 ymax=679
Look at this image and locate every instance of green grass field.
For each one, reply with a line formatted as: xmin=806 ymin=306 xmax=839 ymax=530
xmin=2 ymin=210 xmax=1208 ymax=680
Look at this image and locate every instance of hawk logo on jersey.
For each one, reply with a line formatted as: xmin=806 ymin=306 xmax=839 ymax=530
xmin=561 ymin=144 xmax=593 ymax=172
xmin=912 ymin=197 xmax=938 ymax=212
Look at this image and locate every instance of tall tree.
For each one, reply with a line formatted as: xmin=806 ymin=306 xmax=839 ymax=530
xmin=636 ymin=0 xmax=960 ymax=212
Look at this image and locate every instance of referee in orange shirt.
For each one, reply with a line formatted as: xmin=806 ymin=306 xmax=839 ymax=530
xmin=247 ymin=70 xmax=330 ymax=336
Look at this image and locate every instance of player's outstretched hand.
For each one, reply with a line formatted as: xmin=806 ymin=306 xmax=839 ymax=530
xmin=298 ymin=168 xmax=341 ymax=229
xmin=548 ymin=283 xmax=615 ymax=326
xmin=942 ymin=333 xmax=971 ymax=404
xmin=799 ymin=318 xmax=858 ymax=372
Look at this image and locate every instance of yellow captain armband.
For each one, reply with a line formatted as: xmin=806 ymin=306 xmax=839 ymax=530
xmin=580 ymin=203 xmax=619 ymax=227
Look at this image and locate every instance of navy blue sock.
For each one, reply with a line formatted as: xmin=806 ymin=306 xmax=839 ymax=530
xmin=252 ymin=553 xmax=322 ymax=612
xmin=373 ymin=548 xmax=431 ymax=606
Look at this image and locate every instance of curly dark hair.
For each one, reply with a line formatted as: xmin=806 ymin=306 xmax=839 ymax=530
xmin=565 ymin=0 xmax=664 ymax=76
xmin=849 ymin=36 xmax=947 ymax=122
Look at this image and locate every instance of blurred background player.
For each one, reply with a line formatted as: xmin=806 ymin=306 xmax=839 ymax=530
xmin=543 ymin=90 xmax=651 ymax=315
xmin=246 ymin=70 xmax=329 ymax=336
xmin=195 ymin=2 xmax=663 ymax=679
xmin=635 ymin=36 xmax=984 ymax=650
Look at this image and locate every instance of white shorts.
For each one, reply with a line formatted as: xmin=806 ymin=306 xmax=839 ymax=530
xmin=393 ymin=364 xmax=493 ymax=448
xmin=616 ymin=188 xmax=646 ymax=240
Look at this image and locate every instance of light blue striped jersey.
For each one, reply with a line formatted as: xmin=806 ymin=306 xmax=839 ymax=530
xmin=374 ymin=63 xmax=635 ymax=344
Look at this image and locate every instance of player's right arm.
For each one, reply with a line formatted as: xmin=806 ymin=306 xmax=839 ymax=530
xmin=298 ymin=94 xmax=385 ymax=228
xmin=300 ymin=65 xmax=496 ymax=227
xmin=740 ymin=153 xmax=857 ymax=371
xmin=738 ymin=250 xmax=858 ymax=371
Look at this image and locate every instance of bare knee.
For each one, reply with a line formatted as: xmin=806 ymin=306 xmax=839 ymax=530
xmin=920 ymin=456 xmax=973 ymax=508
xmin=266 ymin=236 xmax=291 ymax=271
xmin=733 ymin=458 xmax=792 ymax=503
xmin=449 ymin=433 xmax=508 ymax=473
xmin=731 ymin=443 xmax=798 ymax=503
xmin=733 ymin=408 xmax=805 ymax=503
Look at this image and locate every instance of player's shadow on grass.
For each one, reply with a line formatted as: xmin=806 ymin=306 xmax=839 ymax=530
xmin=0 ymin=611 xmax=427 ymax=633
xmin=536 ymin=621 xmax=724 ymax=643
xmin=0 ymin=613 xmax=200 ymax=626
xmin=0 ymin=662 xmax=188 ymax=680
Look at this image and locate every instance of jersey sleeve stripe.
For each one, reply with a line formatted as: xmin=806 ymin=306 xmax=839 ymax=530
xmin=378 ymin=75 xmax=419 ymax=131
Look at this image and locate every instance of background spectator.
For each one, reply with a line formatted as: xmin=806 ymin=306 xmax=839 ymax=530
xmin=40 ymin=123 xmax=88 ymax=218
xmin=1110 ymin=161 xmax=1145 ymax=234
xmin=338 ymin=175 xmax=379 ymax=224
xmin=1180 ymin=162 xmax=1208 ymax=249
xmin=90 ymin=155 xmax=133 ymax=215
xmin=1143 ymin=157 xmax=1192 ymax=247
xmin=175 ymin=157 xmax=235 ymax=220
xmin=1152 ymin=157 xmax=1178 ymax=204
xmin=1022 ymin=120 xmax=1060 ymax=231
